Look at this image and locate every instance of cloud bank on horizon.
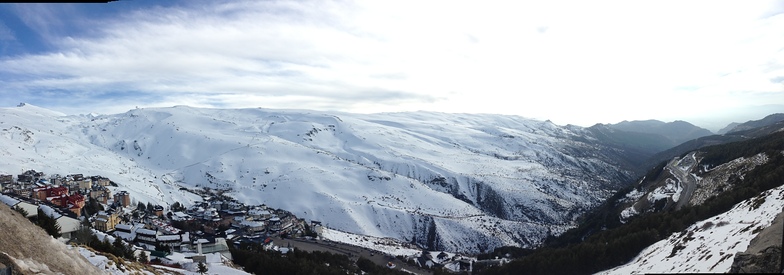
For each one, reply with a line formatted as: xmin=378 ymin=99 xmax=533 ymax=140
xmin=0 ymin=0 xmax=783 ymax=130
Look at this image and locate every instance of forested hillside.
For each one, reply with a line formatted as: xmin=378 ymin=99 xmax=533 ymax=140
xmin=481 ymin=130 xmax=784 ymax=274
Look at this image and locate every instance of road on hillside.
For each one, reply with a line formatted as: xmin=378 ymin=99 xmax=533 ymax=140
xmin=272 ymin=237 xmax=432 ymax=275
xmin=670 ymin=153 xmax=698 ymax=210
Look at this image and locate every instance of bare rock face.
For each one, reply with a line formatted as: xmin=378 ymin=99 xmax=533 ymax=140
xmin=0 ymin=203 xmax=103 ymax=275
xmin=730 ymin=212 xmax=784 ymax=273
xmin=730 ymin=246 xmax=781 ymax=273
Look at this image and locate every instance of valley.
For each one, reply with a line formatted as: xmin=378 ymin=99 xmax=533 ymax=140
xmin=0 ymin=104 xmax=650 ymax=254
xmin=2 ymin=103 xmax=784 ymax=274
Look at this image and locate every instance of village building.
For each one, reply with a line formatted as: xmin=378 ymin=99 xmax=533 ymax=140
xmin=68 ymin=174 xmax=85 ymax=182
xmin=240 ymin=220 xmax=266 ymax=234
xmin=0 ymin=174 xmax=12 ymax=185
xmin=149 ymin=218 xmax=181 ymax=235
xmin=1 ymin=194 xmax=38 ymax=218
xmin=90 ymin=186 xmax=111 ymax=204
xmin=16 ymin=188 xmax=31 ymax=198
xmin=135 ymin=228 xmax=158 ymax=245
xmin=199 ymin=207 xmax=220 ymax=221
xmin=247 ymin=208 xmax=272 ymax=220
xmin=232 ymin=215 xmax=249 ymax=227
xmin=156 ymin=234 xmax=183 ymax=249
xmin=113 ymin=223 xmax=144 ymax=242
xmin=171 ymin=211 xmax=192 ymax=222
xmin=34 ymin=185 xmax=67 ymax=201
xmin=187 ymin=237 xmax=230 ymax=259
xmin=91 ymin=176 xmax=111 ymax=187
xmin=93 ymin=211 xmax=121 ymax=232
xmin=47 ymin=174 xmax=62 ymax=185
xmin=152 ymin=205 xmax=164 ymax=217
xmin=17 ymin=170 xmax=44 ymax=184
xmin=76 ymin=178 xmax=92 ymax=191
xmin=268 ymin=214 xmax=296 ymax=233
xmin=39 ymin=205 xmax=81 ymax=239
xmin=113 ymin=191 xmax=130 ymax=207
xmin=268 ymin=217 xmax=282 ymax=232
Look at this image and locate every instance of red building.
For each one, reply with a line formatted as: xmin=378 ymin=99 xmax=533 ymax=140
xmin=35 ymin=185 xmax=85 ymax=216
xmin=67 ymin=194 xmax=85 ymax=216
xmin=34 ymin=185 xmax=68 ymax=201
xmin=68 ymin=193 xmax=85 ymax=208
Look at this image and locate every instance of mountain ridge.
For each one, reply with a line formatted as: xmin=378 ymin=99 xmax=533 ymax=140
xmin=721 ymin=113 xmax=784 ymax=134
xmin=1 ymin=104 xmax=645 ymax=254
xmin=3 ymin=104 xmax=777 ymax=256
xmin=480 ymin=127 xmax=784 ymax=274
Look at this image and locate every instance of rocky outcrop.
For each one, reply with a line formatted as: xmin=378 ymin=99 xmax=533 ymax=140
xmin=0 ymin=203 xmax=103 ymax=275
xmin=730 ymin=211 xmax=784 ymax=273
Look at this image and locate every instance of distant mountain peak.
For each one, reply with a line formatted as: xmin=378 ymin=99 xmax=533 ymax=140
xmin=606 ymin=119 xmax=713 ymax=146
xmin=722 ymin=113 xmax=784 ymax=134
xmin=7 ymin=103 xmax=66 ymax=117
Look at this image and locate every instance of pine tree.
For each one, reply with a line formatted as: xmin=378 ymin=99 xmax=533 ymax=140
xmin=138 ymin=251 xmax=149 ymax=264
xmin=36 ymin=208 xmax=61 ymax=238
xmin=14 ymin=206 xmax=28 ymax=217
xmin=197 ymin=261 xmax=208 ymax=274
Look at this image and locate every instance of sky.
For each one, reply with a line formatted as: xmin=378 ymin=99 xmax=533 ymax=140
xmin=1 ymin=0 xmax=783 ymax=131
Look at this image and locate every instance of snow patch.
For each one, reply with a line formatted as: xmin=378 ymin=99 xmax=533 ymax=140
xmin=600 ymin=184 xmax=784 ymax=274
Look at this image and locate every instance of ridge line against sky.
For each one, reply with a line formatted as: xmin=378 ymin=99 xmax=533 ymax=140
xmin=0 ymin=0 xmax=783 ymax=131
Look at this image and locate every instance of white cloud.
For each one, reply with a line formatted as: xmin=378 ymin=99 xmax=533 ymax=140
xmin=0 ymin=22 xmax=14 ymax=41
xmin=0 ymin=0 xmax=783 ymax=128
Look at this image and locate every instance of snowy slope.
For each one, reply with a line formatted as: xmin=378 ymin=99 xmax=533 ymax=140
xmin=0 ymin=104 xmax=635 ymax=253
xmin=599 ymin=183 xmax=784 ymax=274
xmin=0 ymin=104 xmax=201 ymax=209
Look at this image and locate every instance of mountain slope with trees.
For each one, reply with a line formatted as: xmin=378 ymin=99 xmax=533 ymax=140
xmin=481 ymin=126 xmax=784 ymax=274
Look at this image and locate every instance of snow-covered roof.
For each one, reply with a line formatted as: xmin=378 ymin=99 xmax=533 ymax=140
xmin=136 ymin=228 xmax=157 ymax=236
xmin=157 ymin=235 xmax=181 ymax=241
xmin=0 ymin=194 xmax=20 ymax=207
xmin=248 ymin=208 xmax=271 ymax=216
xmin=39 ymin=205 xmax=62 ymax=219
xmin=115 ymin=224 xmax=133 ymax=231
xmin=240 ymin=220 xmax=265 ymax=227
xmin=173 ymin=211 xmax=189 ymax=217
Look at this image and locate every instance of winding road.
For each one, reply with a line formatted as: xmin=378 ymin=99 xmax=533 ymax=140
xmin=668 ymin=152 xmax=698 ymax=210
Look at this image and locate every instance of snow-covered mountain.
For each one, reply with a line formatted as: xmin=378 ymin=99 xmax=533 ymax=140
xmin=479 ymin=126 xmax=784 ymax=274
xmin=602 ymin=177 xmax=784 ymax=274
xmin=601 ymin=133 xmax=784 ymax=273
xmin=601 ymin=176 xmax=784 ymax=274
xmin=0 ymin=104 xmax=642 ymax=253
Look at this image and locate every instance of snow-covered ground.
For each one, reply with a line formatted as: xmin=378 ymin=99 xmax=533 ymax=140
xmin=599 ymin=184 xmax=784 ymax=274
xmin=77 ymin=246 xmax=251 ymax=275
xmin=0 ymin=104 xmax=633 ymax=253
xmin=77 ymin=247 xmax=154 ymax=275
xmin=321 ymin=227 xmax=422 ymax=257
